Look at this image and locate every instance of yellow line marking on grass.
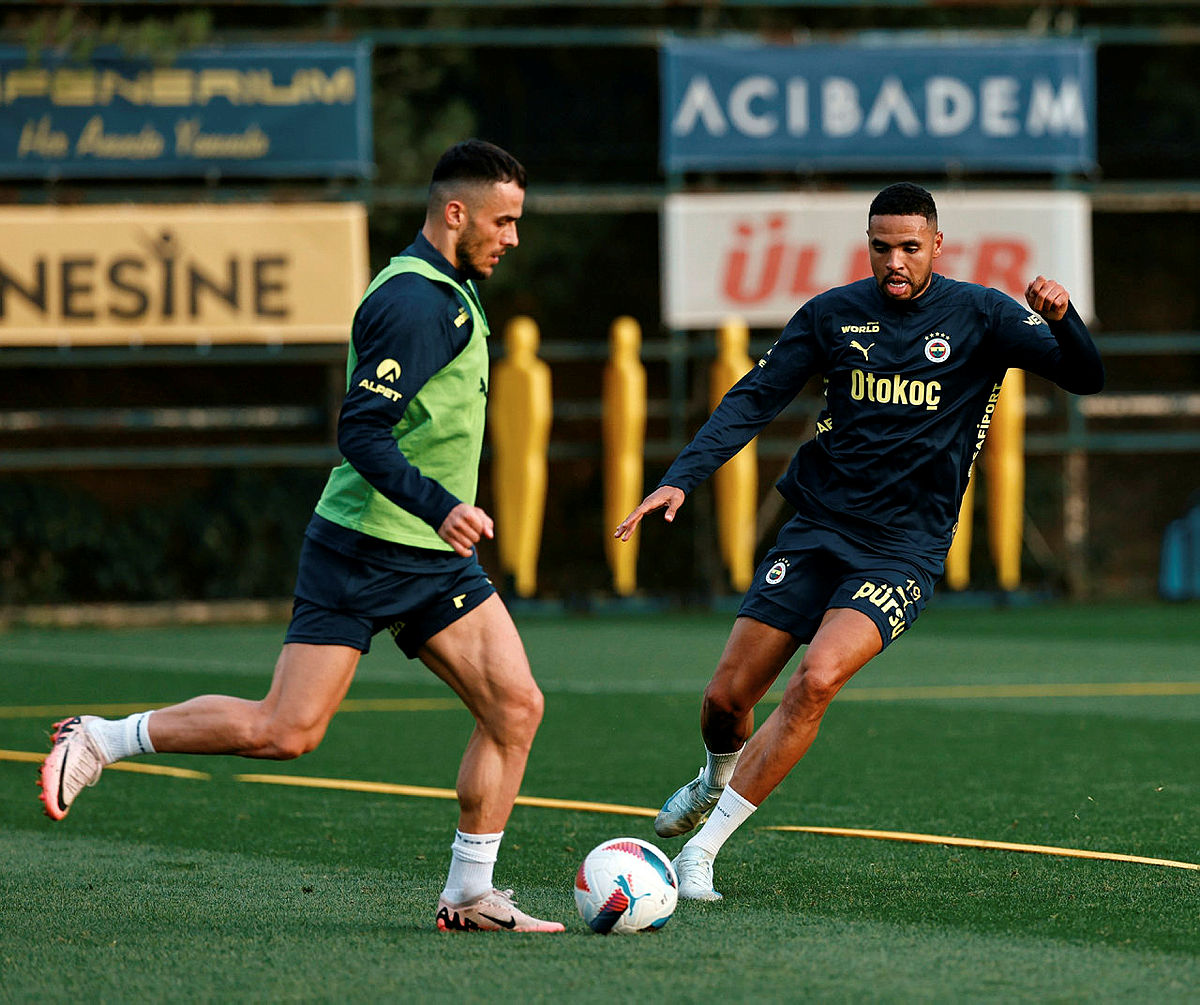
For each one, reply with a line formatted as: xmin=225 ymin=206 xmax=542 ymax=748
xmin=236 ymin=774 xmax=457 ymax=800
xmin=0 ymin=684 xmax=1196 ymax=721
xmin=3 ymin=746 xmax=1190 ymax=870
xmin=510 ymin=794 xmax=657 ymax=817
xmin=235 ymin=772 xmax=658 ymax=818
xmin=0 ymin=698 xmax=463 ymax=720
xmin=766 ymin=825 xmax=1200 ymax=872
xmin=0 ymin=703 xmax=173 ymax=719
xmin=239 ymin=773 xmax=1196 ymax=870
xmin=0 ymin=748 xmax=209 ymax=779
xmin=337 ymin=698 xmax=463 ymax=712
xmin=833 ymin=682 xmax=1200 ymax=701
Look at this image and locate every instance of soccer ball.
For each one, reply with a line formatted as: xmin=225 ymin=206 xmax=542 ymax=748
xmin=573 ymin=837 xmax=678 ymax=933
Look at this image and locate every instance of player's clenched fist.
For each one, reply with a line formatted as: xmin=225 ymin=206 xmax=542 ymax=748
xmin=614 ymin=485 xmax=686 ymax=542
xmin=438 ymin=502 xmax=495 ymax=556
xmin=1025 ymin=275 xmax=1070 ymax=323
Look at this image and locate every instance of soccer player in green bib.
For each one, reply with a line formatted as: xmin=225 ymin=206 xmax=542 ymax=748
xmin=39 ymin=139 xmax=564 ymax=933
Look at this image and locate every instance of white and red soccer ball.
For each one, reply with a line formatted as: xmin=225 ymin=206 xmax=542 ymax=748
xmin=574 ymin=837 xmax=678 ymax=933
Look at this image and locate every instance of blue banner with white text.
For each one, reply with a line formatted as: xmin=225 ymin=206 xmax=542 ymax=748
xmin=661 ymin=39 xmax=1094 ymax=173
xmin=0 ymin=43 xmax=373 ymax=179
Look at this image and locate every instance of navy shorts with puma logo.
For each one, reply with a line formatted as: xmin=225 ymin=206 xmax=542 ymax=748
xmin=285 ymin=535 xmax=495 ymax=658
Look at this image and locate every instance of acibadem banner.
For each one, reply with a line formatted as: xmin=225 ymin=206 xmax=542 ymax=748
xmin=0 ymin=203 xmax=369 ymax=345
xmin=662 ymin=38 xmax=1094 ymax=173
xmin=0 ymin=43 xmax=372 ymax=178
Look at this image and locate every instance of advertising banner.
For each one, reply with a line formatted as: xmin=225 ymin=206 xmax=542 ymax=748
xmin=0 ymin=203 xmax=369 ymax=345
xmin=663 ymin=191 xmax=1093 ymax=329
xmin=662 ymin=39 xmax=1095 ymax=173
xmin=0 ymin=43 xmax=372 ymax=178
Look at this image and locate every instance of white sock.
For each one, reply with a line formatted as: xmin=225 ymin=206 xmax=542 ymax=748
xmin=686 ymin=785 xmax=757 ymax=859
xmin=440 ymin=830 xmax=503 ymax=905
xmin=85 ymin=711 xmax=156 ymax=764
xmin=703 ymin=746 xmax=742 ymax=789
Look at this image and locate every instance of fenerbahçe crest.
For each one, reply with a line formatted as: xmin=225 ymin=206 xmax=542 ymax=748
xmin=765 ymin=558 xmax=789 ymax=585
xmin=924 ymin=333 xmax=951 ymax=363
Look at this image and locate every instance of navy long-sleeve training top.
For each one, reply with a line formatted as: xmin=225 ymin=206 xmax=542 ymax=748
xmin=660 ymin=273 xmax=1104 ymax=575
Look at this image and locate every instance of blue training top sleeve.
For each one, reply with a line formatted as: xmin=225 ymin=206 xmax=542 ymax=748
xmin=989 ymin=294 xmax=1105 ymax=395
xmin=659 ymin=300 xmax=823 ymax=494
xmin=335 ymin=274 xmax=470 ymax=529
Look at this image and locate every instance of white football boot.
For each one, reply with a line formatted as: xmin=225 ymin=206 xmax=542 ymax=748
xmin=436 ymin=888 xmax=564 ymax=933
xmin=654 ymin=770 xmax=722 ymax=838
xmin=39 ymin=715 xmax=106 ymax=820
xmin=671 ymin=845 xmax=723 ymax=901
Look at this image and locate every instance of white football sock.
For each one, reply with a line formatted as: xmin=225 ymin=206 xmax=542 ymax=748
xmin=686 ymin=785 xmax=757 ymax=858
xmin=703 ymin=746 xmax=742 ymax=788
xmin=441 ymin=830 xmax=503 ymax=905
xmin=85 ymin=711 xmax=156 ymax=764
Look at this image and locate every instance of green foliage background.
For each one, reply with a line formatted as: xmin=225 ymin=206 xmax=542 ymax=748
xmin=3 ymin=4 xmax=1200 ymax=603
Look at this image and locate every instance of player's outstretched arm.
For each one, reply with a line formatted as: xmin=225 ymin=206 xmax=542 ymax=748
xmin=1025 ymin=275 xmax=1070 ymax=322
xmin=439 ymin=502 xmax=495 ymax=557
xmin=1019 ymin=274 xmax=1104 ymax=394
xmin=613 ymin=486 xmax=686 ymax=542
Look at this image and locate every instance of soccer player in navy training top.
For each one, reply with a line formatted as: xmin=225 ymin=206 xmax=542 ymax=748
xmin=39 ymin=139 xmax=564 ymax=933
xmin=614 ymin=183 xmax=1104 ymax=901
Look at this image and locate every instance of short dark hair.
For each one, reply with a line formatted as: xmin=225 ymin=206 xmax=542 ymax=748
xmin=868 ymin=183 xmax=938 ymax=228
xmin=429 ymin=138 xmax=526 ymax=205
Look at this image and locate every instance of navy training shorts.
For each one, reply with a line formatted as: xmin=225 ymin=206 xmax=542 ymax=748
xmin=285 ymin=535 xmax=496 ymax=658
xmin=738 ymin=512 xmax=935 ymax=650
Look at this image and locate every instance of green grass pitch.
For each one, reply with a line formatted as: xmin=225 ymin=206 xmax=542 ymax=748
xmin=1 ymin=602 xmax=1197 ymax=1001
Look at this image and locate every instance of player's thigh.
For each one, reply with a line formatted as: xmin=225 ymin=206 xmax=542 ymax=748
xmin=418 ymin=594 xmax=540 ymax=722
xmin=795 ymin=607 xmax=883 ymax=695
xmin=826 ymin=565 xmax=933 ymax=650
xmin=260 ymin=642 xmax=361 ymax=733
xmin=708 ymin=616 xmax=802 ymax=711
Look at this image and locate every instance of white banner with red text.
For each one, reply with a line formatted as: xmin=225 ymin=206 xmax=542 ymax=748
xmin=663 ymin=191 xmax=1093 ymax=329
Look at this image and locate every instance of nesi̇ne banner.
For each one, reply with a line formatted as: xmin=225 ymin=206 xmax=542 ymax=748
xmin=0 ymin=203 xmax=369 ymax=345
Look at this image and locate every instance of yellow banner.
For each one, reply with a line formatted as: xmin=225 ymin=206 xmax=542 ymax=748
xmin=0 ymin=203 xmax=368 ymax=345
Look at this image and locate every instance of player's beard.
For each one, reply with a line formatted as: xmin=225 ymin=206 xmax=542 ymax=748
xmin=879 ymin=267 xmax=933 ymax=301
xmin=454 ymin=220 xmax=493 ymax=282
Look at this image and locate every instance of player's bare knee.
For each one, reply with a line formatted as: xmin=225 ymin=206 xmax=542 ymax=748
xmin=231 ymin=703 xmax=275 ymax=755
xmin=485 ymin=682 xmax=543 ymax=747
xmin=785 ymin=662 xmax=844 ymax=716
xmin=510 ymin=683 xmax=545 ymax=742
xmin=244 ymin=709 xmax=325 ymax=759
xmin=271 ymin=727 xmax=323 ymax=760
xmin=702 ymin=679 xmax=753 ymax=722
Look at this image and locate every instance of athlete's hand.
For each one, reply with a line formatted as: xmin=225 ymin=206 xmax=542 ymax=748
xmin=1025 ymin=276 xmax=1070 ymax=323
xmin=613 ymin=486 xmax=686 ymax=542
xmin=438 ymin=502 xmax=494 ymax=557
